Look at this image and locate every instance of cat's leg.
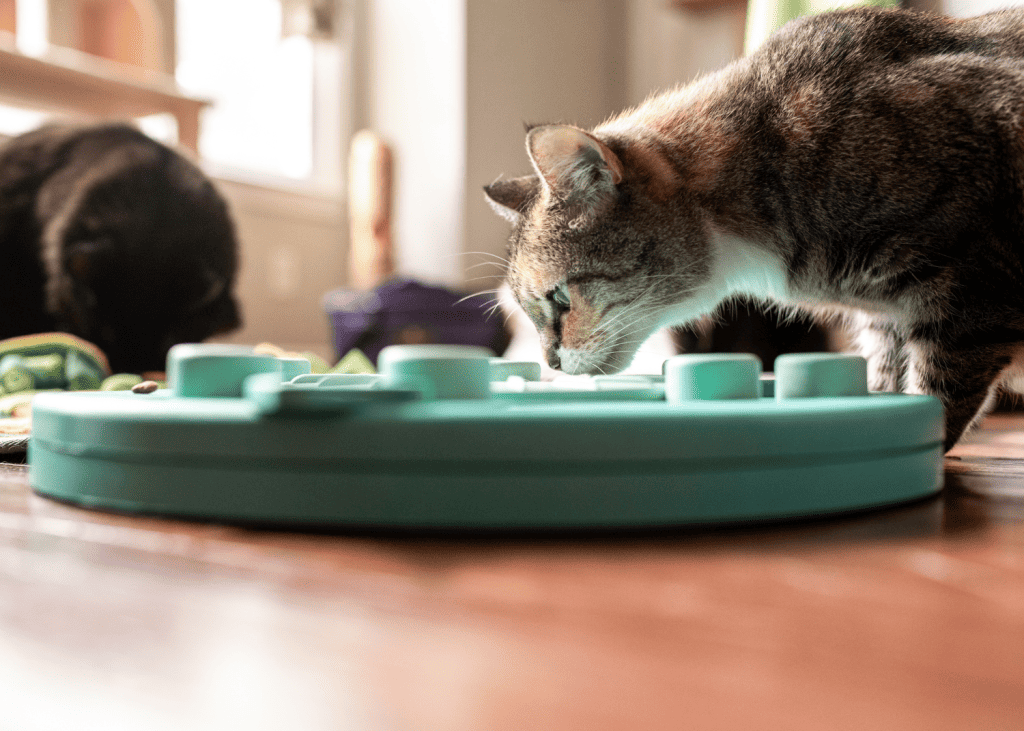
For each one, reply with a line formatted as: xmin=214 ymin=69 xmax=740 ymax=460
xmin=903 ymin=336 xmax=1013 ymax=452
xmin=853 ymin=315 xmax=906 ymax=393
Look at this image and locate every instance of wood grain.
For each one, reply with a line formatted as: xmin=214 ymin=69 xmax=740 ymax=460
xmin=1 ymin=417 xmax=1023 ymax=730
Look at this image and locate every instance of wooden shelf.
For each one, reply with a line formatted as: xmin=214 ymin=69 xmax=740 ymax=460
xmin=0 ymin=36 xmax=208 ymax=152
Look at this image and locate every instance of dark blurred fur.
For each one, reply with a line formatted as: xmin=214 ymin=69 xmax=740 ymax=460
xmin=486 ymin=7 xmax=1024 ymax=451
xmin=0 ymin=122 xmax=240 ymax=372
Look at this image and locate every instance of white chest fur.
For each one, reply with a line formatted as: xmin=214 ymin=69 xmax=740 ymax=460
xmin=658 ymin=230 xmax=792 ymax=328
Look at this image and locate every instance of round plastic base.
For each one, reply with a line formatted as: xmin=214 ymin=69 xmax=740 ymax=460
xmin=28 ymin=345 xmax=944 ymax=529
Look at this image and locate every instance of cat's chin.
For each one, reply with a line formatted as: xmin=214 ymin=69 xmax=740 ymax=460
xmin=556 ymin=344 xmax=636 ymax=376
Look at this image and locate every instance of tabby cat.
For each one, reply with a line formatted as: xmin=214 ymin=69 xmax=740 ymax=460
xmin=0 ymin=122 xmax=240 ymax=373
xmin=485 ymin=6 xmax=1024 ymax=451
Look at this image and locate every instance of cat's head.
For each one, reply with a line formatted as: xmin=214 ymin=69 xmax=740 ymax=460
xmin=485 ymin=125 xmax=711 ymax=374
xmin=37 ymin=124 xmax=241 ymax=373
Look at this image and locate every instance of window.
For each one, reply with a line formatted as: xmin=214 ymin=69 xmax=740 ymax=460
xmin=0 ymin=0 xmax=345 ymax=191
xmin=175 ymin=0 xmax=315 ymax=182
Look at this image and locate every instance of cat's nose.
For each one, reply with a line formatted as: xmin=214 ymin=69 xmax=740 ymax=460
xmin=546 ymin=350 xmax=561 ymax=369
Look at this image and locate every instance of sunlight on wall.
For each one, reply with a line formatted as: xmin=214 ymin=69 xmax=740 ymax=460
xmin=0 ymin=105 xmax=47 ymax=136
xmin=13 ymin=0 xmax=46 ymax=55
xmin=175 ymin=0 xmax=314 ymax=180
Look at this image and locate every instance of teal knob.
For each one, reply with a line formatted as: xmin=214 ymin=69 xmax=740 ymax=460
xmin=169 ymin=344 xmax=281 ymax=398
xmin=379 ymin=345 xmax=493 ymax=400
xmin=775 ymin=353 xmax=868 ymax=399
xmin=279 ymin=357 xmax=312 ymax=382
xmin=489 ymin=358 xmax=542 ymax=382
xmin=665 ymin=353 xmax=762 ymax=402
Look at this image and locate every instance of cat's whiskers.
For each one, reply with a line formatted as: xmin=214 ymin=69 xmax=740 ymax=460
xmin=465 ymin=261 xmax=509 ymax=273
xmin=597 ymin=289 xmax=680 ymax=340
xmin=462 ymin=274 xmax=508 ymax=284
xmin=590 ymin=304 xmax=669 ymax=370
xmin=452 ymin=288 xmax=501 ymax=307
xmin=593 ymin=301 xmax=683 ymax=367
xmin=457 ymin=252 xmax=512 ymax=275
xmin=592 ymin=311 xmax=657 ymax=359
xmin=483 ymin=301 xmax=506 ymax=321
xmin=594 ymin=287 xmax=662 ymax=335
xmin=455 ymin=252 xmax=512 ymax=285
xmin=457 ymin=250 xmax=512 ymax=263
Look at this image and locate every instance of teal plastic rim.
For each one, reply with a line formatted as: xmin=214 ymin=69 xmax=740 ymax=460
xmin=28 ymin=346 xmax=944 ymax=530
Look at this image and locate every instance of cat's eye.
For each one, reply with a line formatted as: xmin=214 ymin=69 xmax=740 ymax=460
xmin=551 ymin=286 xmax=570 ymax=309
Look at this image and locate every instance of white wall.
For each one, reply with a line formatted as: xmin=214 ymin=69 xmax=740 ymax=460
xmin=358 ymin=0 xmax=467 ymax=286
xmin=464 ymin=0 xmax=627 ymax=290
xmin=211 ymin=180 xmax=345 ymax=361
xmin=625 ymin=0 xmax=745 ymax=107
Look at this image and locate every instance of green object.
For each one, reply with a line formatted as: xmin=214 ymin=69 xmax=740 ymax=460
xmin=101 ymin=373 xmax=145 ymax=391
xmin=0 ymin=357 xmax=34 ymax=394
xmin=0 ymin=333 xmax=110 ymax=391
xmin=302 ymin=352 xmax=330 ymax=374
xmin=64 ymin=350 xmax=103 ymax=391
xmin=22 ymin=354 xmax=65 ymax=389
xmin=330 ymin=348 xmax=376 ymax=375
xmin=28 ymin=345 xmax=943 ymax=530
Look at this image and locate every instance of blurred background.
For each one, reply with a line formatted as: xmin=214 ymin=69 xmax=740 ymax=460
xmin=0 ymin=0 xmax=1019 ymax=367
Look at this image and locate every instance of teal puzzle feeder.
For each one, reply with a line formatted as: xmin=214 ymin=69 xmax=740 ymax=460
xmin=28 ymin=344 xmax=943 ymax=529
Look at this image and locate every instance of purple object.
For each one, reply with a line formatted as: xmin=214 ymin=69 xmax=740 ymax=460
xmin=324 ymin=278 xmax=509 ymax=365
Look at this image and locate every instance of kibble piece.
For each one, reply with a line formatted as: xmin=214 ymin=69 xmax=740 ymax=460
xmin=131 ymin=380 xmax=160 ymax=394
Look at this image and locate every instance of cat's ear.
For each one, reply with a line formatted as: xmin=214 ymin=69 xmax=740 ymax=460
xmin=483 ymin=175 xmax=540 ymax=225
xmin=526 ymin=125 xmax=623 ymax=218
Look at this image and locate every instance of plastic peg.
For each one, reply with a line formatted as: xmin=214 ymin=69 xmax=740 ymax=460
xmin=378 ymin=345 xmax=493 ymax=399
xmin=775 ymin=353 xmax=869 ymax=399
xmin=665 ymin=353 xmax=762 ymax=402
xmin=169 ymin=344 xmax=281 ymax=398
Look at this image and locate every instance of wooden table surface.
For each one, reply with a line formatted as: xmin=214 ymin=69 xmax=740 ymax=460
xmin=1 ymin=417 xmax=1023 ymax=731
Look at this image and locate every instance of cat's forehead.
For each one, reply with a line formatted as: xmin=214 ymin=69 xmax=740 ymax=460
xmin=508 ymin=217 xmax=576 ymax=296
xmin=509 ymin=247 xmax=566 ymax=297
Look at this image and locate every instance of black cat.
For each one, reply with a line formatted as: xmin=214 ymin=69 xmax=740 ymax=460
xmin=0 ymin=122 xmax=241 ymax=372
